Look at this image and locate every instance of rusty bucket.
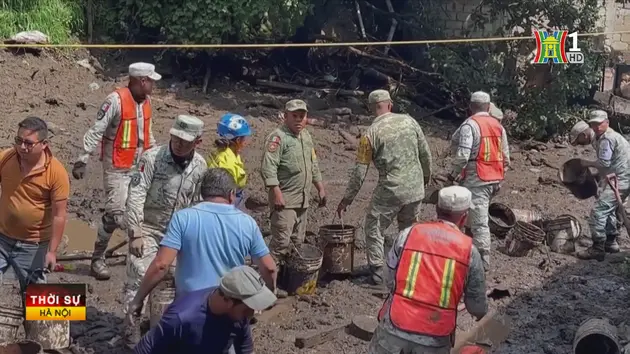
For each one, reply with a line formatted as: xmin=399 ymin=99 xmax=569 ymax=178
xmin=488 ymin=203 xmax=516 ymax=238
xmin=0 ymin=340 xmax=43 ymax=354
xmin=502 ymin=221 xmax=545 ymax=257
xmin=559 ymin=159 xmax=599 ymax=199
xmin=544 ymin=214 xmax=581 ymax=254
xmin=573 ymin=318 xmax=620 ymax=354
xmin=320 ymin=224 xmax=356 ymax=275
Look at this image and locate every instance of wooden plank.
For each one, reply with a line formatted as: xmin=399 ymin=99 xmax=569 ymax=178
xmin=451 ymin=310 xmax=511 ymax=353
xmin=294 ymin=322 xmax=351 ymax=349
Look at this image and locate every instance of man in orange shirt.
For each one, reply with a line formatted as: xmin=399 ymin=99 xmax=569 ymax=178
xmin=0 ymin=116 xmax=70 ymax=290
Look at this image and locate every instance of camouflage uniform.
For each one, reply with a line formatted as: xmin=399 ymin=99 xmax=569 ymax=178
xmin=449 ymin=111 xmax=510 ymax=269
xmin=261 ymin=122 xmax=322 ymax=264
xmin=78 ymin=90 xmax=156 ymax=279
xmin=123 ymin=116 xmax=207 ymax=311
xmin=587 ymin=127 xmax=630 ymax=250
xmin=341 ymin=91 xmax=432 ymax=275
xmin=371 ymin=220 xmax=487 ymax=353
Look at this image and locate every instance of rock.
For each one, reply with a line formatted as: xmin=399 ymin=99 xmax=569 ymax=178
xmin=348 ymin=315 xmax=378 ymax=341
xmin=76 ymin=59 xmax=97 ymax=74
xmin=88 ymin=82 xmax=100 ymax=91
xmin=8 ymin=30 xmax=49 ymax=44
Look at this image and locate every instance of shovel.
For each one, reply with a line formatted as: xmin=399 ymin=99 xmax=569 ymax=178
xmin=606 ymin=174 xmax=630 ymax=238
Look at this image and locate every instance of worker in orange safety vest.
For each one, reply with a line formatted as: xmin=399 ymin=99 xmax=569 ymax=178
xmin=447 ymin=91 xmax=510 ymax=272
xmin=369 ymin=185 xmax=488 ymax=354
xmin=71 ymin=62 xmax=161 ymax=280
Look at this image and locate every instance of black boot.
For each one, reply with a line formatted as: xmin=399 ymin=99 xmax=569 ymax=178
xmin=369 ymin=266 xmax=384 ymax=286
xmin=605 ymin=234 xmax=620 ymax=253
xmin=576 ymin=241 xmax=606 ymax=261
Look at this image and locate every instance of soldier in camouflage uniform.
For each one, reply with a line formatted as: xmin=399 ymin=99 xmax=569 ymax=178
xmin=337 ymin=90 xmax=433 ymax=285
xmin=260 ymin=99 xmax=327 ymax=271
xmin=71 ymin=63 xmax=161 ymax=280
xmin=448 ymin=91 xmax=510 ymax=271
xmin=123 ymin=115 xmax=207 ymax=347
xmin=568 ymin=111 xmax=630 ymax=260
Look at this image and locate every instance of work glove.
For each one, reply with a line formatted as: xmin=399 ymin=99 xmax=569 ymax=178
xmin=129 ymin=237 xmax=144 ymax=258
xmin=72 ymin=161 xmax=86 ymax=180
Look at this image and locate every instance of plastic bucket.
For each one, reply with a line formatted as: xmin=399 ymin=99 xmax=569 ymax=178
xmin=0 ymin=340 xmax=43 ymax=354
xmin=544 ymin=214 xmax=581 ymax=254
xmin=488 ymin=203 xmax=516 ymax=238
xmin=320 ymin=224 xmax=356 ymax=275
xmin=285 ymin=244 xmax=323 ymax=295
xmin=0 ymin=305 xmax=24 ymax=344
xmin=573 ymin=318 xmax=620 ymax=354
xmin=502 ymin=221 xmax=545 ymax=257
xmin=23 ymin=320 xmax=70 ymax=350
xmin=149 ymin=287 xmax=175 ymax=328
xmin=559 ymin=159 xmax=599 ymax=200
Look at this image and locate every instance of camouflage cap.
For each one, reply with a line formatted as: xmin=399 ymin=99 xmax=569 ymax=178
xmin=470 ymin=91 xmax=490 ymax=103
xmin=587 ymin=109 xmax=608 ymax=124
xmin=170 ymin=115 xmax=204 ymax=142
xmin=285 ymin=99 xmax=308 ymax=112
xmin=437 ymin=186 xmax=471 ymax=212
xmin=489 ymin=102 xmax=503 ymax=120
xmin=368 ymin=89 xmax=391 ymax=104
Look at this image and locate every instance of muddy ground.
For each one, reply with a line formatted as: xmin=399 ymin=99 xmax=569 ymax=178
xmin=1 ymin=49 xmax=630 ymax=353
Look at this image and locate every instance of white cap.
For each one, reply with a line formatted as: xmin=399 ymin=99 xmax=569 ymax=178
xmin=470 ymin=91 xmax=490 ymax=103
xmin=437 ymin=186 xmax=472 ymax=212
xmin=170 ymin=115 xmax=204 ymax=142
xmin=489 ymin=102 xmax=503 ymax=120
xmin=587 ymin=109 xmax=608 ymax=124
xmin=569 ymin=121 xmax=590 ymax=144
xmin=129 ymin=62 xmax=161 ymax=81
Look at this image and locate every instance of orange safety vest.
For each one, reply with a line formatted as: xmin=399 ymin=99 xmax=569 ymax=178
xmin=103 ymin=88 xmax=152 ymax=168
xmin=378 ymin=221 xmax=472 ymax=337
xmin=471 ymin=114 xmax=504 ymax=181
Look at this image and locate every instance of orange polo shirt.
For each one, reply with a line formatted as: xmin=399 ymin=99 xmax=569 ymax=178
xmin=0 ymin=148 xmax=70 ymax=242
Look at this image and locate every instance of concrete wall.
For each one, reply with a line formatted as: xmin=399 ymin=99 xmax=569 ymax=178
xmin=605 ymin=1 xmax=630 ymax=51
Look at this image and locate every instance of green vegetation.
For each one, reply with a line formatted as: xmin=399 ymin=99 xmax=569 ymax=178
xmin=0 ymin=0 xmax=83 ymax=43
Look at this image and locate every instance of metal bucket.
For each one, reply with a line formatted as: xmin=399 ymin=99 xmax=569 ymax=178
xmin=23 ymin=320 xmax=70 ymax=350
xmin=0 ymin=340 xmax=43 ymax=354
xmin=559 ymin=159 xmax=599 ymax=200
xmin=0 ymin=306 xmax=23 ymax=344
xmin=503 ymin=221 xmax=545 ymax=257
xmin=511 ymin=209 xmax=544 ymax=227
xmin=285 ymin=244 xmax=323 ymax=296
xmin=149 ymin=287 xmax=176 ymax=328
xmin=320 ymin=224 xmax=355 ymax=275
xmin=544 ymin=214 xmax=581 ymax=254
xmin=488 ymin=203 xmax=516 ymax=238
xmin=573 ymin=318 xmax=620 ymax=354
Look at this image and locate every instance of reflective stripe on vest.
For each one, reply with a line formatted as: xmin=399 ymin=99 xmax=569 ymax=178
xmin=378 ymin=221 xmax=472 ymax=337
xmin=107 ymin=88 xmax=151 ymax=169
xmin=471 ymin=114 xmax=504 ymax=182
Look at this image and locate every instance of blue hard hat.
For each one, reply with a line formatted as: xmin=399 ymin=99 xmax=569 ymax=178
xmin=217 ymin=113 xmax=252 ymax=139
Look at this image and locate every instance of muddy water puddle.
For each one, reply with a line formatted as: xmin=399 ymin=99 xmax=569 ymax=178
xmin=62 ymin=219 xmax=126 ymax=253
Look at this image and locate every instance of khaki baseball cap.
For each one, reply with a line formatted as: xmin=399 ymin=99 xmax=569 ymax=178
xmin=219 ymin=266 xmax=277 ymax=311
xmin=569 ymin=121 xmax=590 ymax=144
xmin=587 ymin=109 xmax=608 ymax=124
xmin=489 ymin=102 xmax=503 ymax=120
xmin=170 ymin=115 xmax=204 ymax=142
xmin=285 ymin=99 xmax=308 ymax=112
xmin=368 ymin=89 xmax=391 ymax=104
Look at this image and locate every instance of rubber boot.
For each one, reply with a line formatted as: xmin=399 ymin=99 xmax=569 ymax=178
xmin=369 ymin=265 xmax=384 ymax=286
xmin=605 ymin=234 xmax=620 ymax=253
xmin=576 ymin=241 xmax=606 ymax=261
xmin=90 ymin=231 xmax=111 ymax=280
